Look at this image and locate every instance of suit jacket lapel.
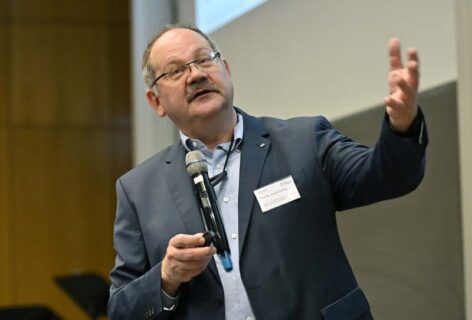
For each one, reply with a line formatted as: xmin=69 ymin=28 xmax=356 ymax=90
xmin=238 ymin=113 xmax=270 ymax=255
xmin=162 ymin=143 xmax=220 ymax=281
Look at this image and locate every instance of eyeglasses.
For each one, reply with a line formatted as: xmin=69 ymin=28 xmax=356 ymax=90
xmin=151 ymin=51 xmax=221 ymax=87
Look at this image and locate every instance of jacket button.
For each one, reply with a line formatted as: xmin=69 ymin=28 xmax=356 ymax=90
xmin=215 ymin=298 xmax=223 ymax=307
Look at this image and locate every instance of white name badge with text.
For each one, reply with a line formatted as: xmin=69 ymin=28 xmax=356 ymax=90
xmin=254 ymin=176 xmax=301 ymax=213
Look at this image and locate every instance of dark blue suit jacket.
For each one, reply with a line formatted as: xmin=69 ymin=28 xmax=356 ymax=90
xmin=108 ymin=109 xmax=427 ymax=319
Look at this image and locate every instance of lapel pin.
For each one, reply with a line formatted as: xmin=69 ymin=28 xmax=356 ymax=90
xmin=258 ymin=143 xmax=266 ymax=148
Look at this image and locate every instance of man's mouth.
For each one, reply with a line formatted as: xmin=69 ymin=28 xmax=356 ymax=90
xmin=187 ymin=88 xmax=218 ymax=102
xmin=193 ymin=89 xmax=212 ymax=99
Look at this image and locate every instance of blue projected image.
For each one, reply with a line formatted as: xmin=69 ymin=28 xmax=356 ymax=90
xmin=196 ymin=0 xmax=268 ymax=34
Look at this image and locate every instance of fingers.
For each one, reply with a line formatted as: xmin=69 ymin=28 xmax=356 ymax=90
xmin=385 ymin=73 xmax=417 ymax=115
xmin=389 ymin=39 xmax=420 ymax=88
xmin=384 ymin=96 xmax=404 ymax=110
xmin=168 ymin=233 xmax=215 ymax=262
xmin=385 ymin=38 xmax=420 ymax=131
xmin=162 ymin=233 xmax=217 ymax=285
xmin=167 ymin=245 xmax=215 ymax=262
xmin=170 ymin=233 xmax=206 ymax=248
xmin=386 ymin=39 xmax=420 ymax=104
xmin=406 ymin=48 xmax=420 ymax=90
xmin=407 ymin=47 xmax=419 ymax=63
xmin=389 ymin=38 xmax=402 ymax=70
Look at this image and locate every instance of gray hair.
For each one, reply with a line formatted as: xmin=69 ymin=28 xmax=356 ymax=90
xmin=142 ymin=23 xmax=220 ymax=89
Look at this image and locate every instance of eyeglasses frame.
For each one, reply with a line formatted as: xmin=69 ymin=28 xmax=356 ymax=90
xmin=150 ymin=51 xmax=221 ymax=88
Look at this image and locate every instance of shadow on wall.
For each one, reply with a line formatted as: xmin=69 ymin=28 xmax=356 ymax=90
xmin=334 ymin=81 xmax=464 ymax=320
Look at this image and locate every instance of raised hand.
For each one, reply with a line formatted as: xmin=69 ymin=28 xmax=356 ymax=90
xmin=384 ymin=38 xmax=420 ymax=132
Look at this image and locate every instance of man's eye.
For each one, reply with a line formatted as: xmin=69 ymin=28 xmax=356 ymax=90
xmin=197 ymin=57 xmax=212 ymax=65
xmin=169 ymin=67 xmax=184 ymax=77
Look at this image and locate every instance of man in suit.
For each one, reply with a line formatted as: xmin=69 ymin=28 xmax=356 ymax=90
xmin=108 ymin=24 xmax=427 ymax=319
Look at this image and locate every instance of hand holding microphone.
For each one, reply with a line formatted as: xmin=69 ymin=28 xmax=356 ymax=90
xmin=160 ymin=150 xmax=233 ymax=296
xmin=161 ymin=233 xmax=216 ymax=296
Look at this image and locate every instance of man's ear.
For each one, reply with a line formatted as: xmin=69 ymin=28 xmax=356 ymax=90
xmin=145 ymin=89 xmax=166 ymax=117
xmin=223 ymin=58 xmax=231 ymax=76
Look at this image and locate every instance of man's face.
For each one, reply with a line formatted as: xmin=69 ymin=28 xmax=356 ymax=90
xmin=146 ymin=28 xmax=234 ymax=130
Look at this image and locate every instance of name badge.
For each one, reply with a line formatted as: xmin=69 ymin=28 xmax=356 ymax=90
xmin=254 ymin=176 xmax=301 ymax=213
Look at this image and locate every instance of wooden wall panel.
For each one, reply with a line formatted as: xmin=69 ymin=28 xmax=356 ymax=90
xmin=111 ymin=0 xmax=130 ymax=22
xmin=0 ymin=26 xmax=8 ymax=124
xmin=10 ymin=25 xmax=60 ymax=124
xmin=9 ymin=128 xmax=115 ymax=318
xmin=11 ymin=25 xmax=112 ymax=125
xmin=0 ymin=1 xmax=7 ymax=21
xmin=10 ymin=0 xmax=109 ymax=22
xmin=111 ymin=25 xmax=131 ymax=125
xmin=0 ymin=128 xmax=10 ymax=304
xmin=3 ymin=0 xmax=131 ymax=317
xmin=58 ymin=26 xmax=111 ymax=125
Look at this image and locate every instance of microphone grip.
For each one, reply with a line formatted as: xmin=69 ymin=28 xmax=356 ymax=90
xmin=200 ymin=205 xmax=233 ymax=271
xmin=202 ymin=173 xmax=231 ymax=254
xmin=192 ymin=173 xmax=233 ymax=271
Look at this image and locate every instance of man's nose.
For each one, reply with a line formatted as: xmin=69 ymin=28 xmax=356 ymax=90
xmin=186 ymin=63 xmax=208 ymax=83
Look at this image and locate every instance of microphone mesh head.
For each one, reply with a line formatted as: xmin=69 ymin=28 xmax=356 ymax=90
xmin=186 ymin=150 xmax=208 ymax=175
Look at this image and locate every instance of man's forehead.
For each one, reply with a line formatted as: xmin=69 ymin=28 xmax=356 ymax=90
xmin=151 ymin=28 xmax=210 ymax=64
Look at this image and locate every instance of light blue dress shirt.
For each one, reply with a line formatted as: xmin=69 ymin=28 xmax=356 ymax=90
xmin=179 ymin=113 xmax=256 ymax=320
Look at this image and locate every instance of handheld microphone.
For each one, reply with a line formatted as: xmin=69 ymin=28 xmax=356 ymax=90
xmin=185 ymin=150 xmax=233 ymax=271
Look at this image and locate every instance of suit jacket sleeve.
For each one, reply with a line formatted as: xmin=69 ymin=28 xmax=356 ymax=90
xmin=314 ymin=110 xmax=427 ymax=211
xmin=108 ymin=178 xmax=172 ymax=320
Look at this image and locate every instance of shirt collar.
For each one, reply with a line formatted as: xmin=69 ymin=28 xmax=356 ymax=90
xmin=180 ymin=112 xmax=244 ymax=153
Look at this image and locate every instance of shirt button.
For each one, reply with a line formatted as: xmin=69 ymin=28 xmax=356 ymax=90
xmin=246 ymin=317 xmax=254 ymax=320
xmin=192 ymin=141 xmax=197 ymax=147
xmin=223 ymin=196 xmax=229 ymax=203
xmin=231 ymin=233 xmax=238 ymax=239
xmin=216 ymin=163 xmax=223 ymax=169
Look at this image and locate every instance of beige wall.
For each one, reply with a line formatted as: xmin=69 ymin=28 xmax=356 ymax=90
xmin=134 ymin=0 xmax=457 ymax=162
xmin=210 ymin=0 xmax=457 ymax=120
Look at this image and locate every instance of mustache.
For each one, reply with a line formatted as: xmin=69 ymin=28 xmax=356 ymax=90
xmin=186 ymin=79 xmax=220 ymax=102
